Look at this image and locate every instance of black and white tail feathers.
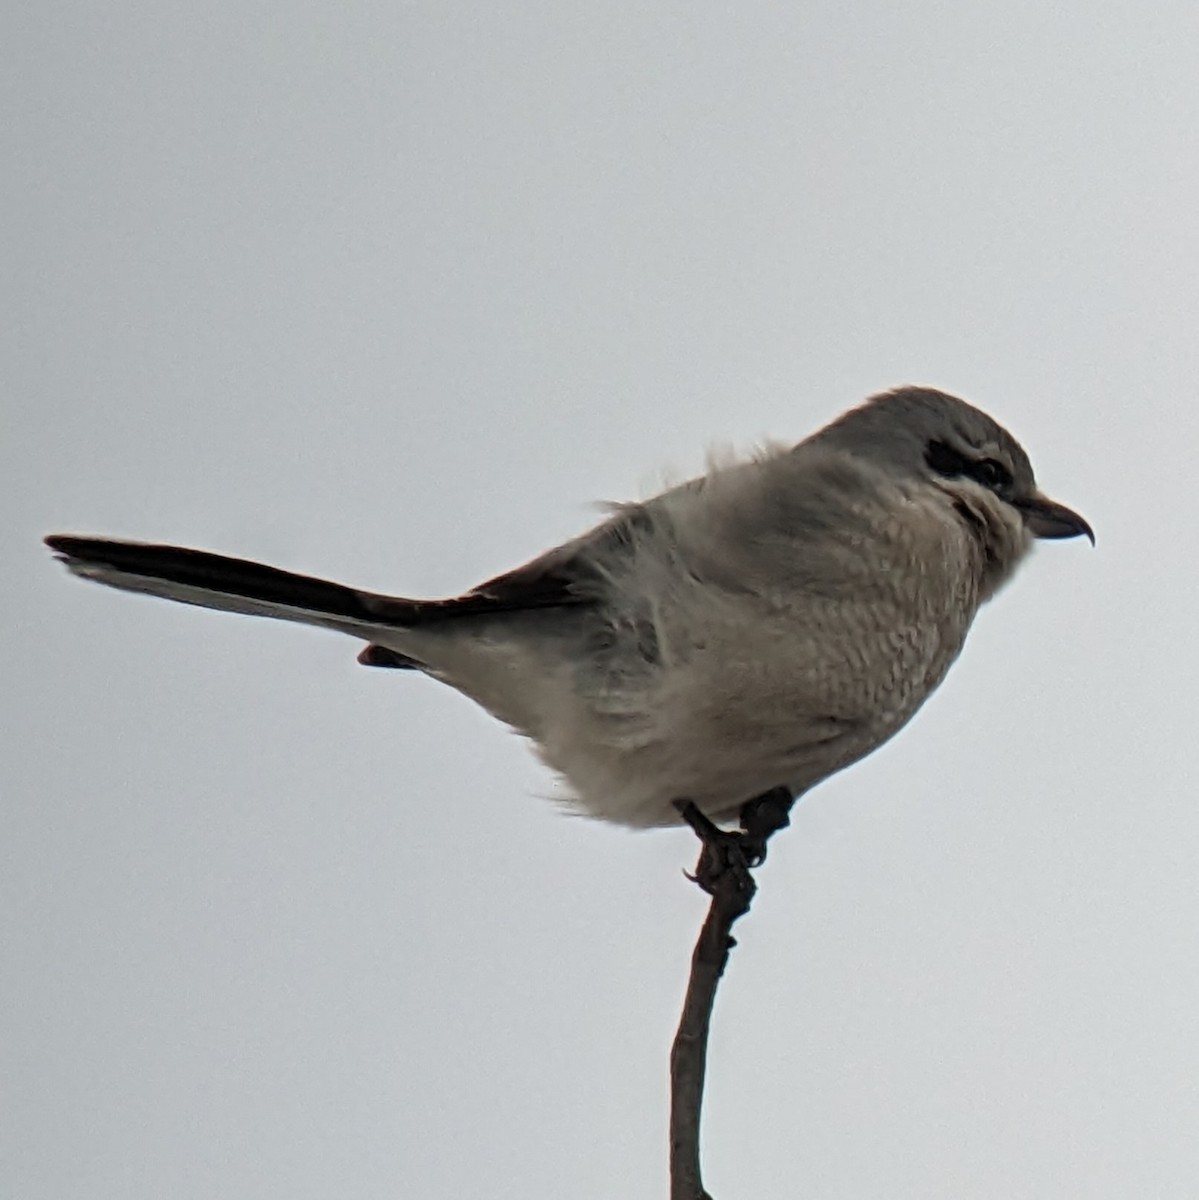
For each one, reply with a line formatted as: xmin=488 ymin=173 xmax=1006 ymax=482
xmin=44 ymin=533 xmax=598 ymax=669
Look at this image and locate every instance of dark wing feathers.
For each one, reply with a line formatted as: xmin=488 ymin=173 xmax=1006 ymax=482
xmin=356 ymin=509 xmax=648 ymax=664
xmin=395 ymin=502 xmax=650 ymax=621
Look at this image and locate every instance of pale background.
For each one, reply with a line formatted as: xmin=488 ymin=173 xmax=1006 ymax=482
xmin=6 ymin=4 xmax=1198 ymax=1198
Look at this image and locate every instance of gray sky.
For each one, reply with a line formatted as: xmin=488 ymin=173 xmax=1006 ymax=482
xmin=7 ymin=3 xmax=1198 ymax=1197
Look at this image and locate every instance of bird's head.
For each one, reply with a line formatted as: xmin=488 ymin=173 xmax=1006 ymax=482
xmin=813 ymin=385 xmax=1093 ymax=599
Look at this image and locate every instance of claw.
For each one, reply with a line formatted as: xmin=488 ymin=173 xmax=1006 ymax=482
xmin=737 ymin=787 xmax=794 ymax=868
xmin=673 ymin=801 xmax=756 ymax=899
xmin=673 ymin=788 xmax=796 ymax=898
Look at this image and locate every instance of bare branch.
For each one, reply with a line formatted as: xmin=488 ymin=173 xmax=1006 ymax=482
xmin=669 ymin=790 xmax=794 ymax=1200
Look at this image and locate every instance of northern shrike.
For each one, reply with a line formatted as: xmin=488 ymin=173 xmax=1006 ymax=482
xmin=46 ymin=386 xmax=1091 ymax=832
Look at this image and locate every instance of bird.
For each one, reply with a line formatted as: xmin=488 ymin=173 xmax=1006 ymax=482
xmin=46 ymin=386 xmax=1091 ymax=840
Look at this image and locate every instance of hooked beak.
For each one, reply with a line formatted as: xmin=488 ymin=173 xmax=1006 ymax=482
xmin=1014 ymin=492 xmax=1095 ymax=544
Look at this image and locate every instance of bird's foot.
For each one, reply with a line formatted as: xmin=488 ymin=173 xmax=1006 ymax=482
xmin=674 ymin=801 xmax=758 ymax=902
xmin=673 ymin=788 xmax=796 ymax=902
xmin=737 ymin=786 xmax=795 ymax=869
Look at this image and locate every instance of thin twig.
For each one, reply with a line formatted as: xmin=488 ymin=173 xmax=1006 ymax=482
xmin=668 ymin=790 xmax=794 ymax=1200
xmin=669 ymin=866 xmax=753 ymax=1199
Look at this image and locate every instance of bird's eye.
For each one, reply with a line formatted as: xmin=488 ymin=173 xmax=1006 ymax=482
xmin=968 ymin=458 xmax=1013 ymax=490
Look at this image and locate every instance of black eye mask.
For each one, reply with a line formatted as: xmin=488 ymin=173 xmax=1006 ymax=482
xmin=924 ymin=440 xmax=1013 ymax=492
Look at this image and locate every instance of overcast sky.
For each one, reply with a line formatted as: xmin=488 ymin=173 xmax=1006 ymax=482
xmin=7 ymin=3 xmax=1199 ymax=1198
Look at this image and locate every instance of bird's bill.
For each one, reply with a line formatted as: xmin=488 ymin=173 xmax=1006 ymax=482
xmin=1015 ymin=493 xmax=1095 ymax=544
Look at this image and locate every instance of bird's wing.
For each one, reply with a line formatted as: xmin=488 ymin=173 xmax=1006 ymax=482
xmin=354 ymin=508 xmax=649 ymax=666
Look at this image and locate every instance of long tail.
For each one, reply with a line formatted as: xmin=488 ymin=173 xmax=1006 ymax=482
xmin=46 ymin=531 xmax=594 ymax=672
xmin=44 ymin=534 xmax=431 ymax=644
